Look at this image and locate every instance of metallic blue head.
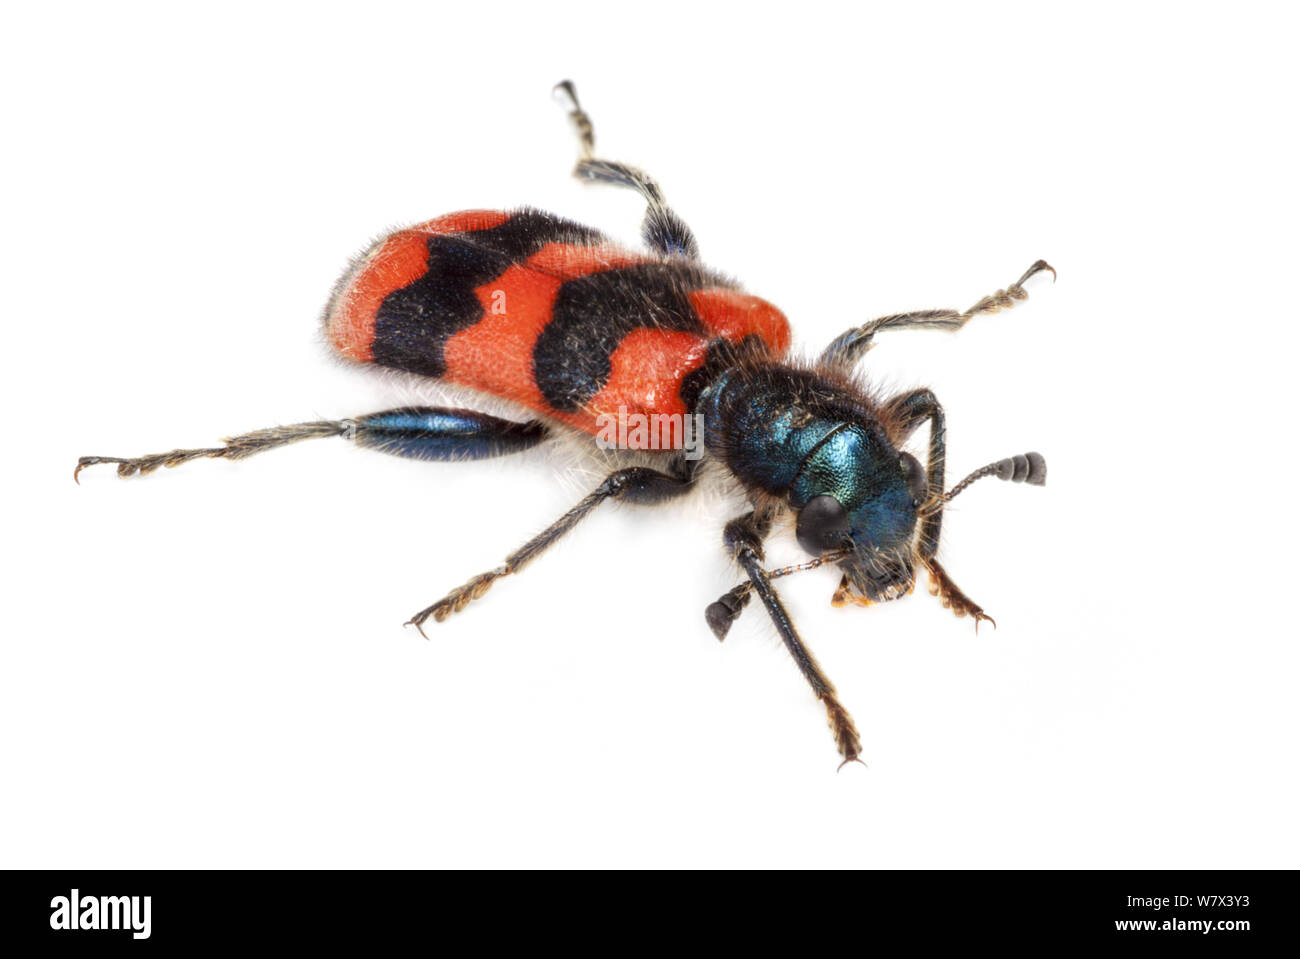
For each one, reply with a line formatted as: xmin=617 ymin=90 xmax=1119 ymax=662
xmin=697 ymin=363 xmax=927 ymax=602
xmin=789 ymin=424 xmax=925 ymax=602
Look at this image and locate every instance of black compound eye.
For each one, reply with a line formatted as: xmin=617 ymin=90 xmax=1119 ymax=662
xmin=900 ymin=453 xmax=926 ymax=506
xmin=796 ymin=494 xmax=850 ymax=555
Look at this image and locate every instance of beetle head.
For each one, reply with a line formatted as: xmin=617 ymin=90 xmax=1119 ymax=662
xmin=790 ymin=424 xmax=927 ymax=603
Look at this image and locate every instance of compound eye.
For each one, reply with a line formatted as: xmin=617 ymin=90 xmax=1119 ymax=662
xmin=900 ymin=453 xmax=926 ymax=506
xmin=796 ymin=494 xmax=850 ymax=555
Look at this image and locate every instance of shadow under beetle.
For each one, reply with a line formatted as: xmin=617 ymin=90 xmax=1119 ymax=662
xmin=77 ymin=81 xmax=1051 ymax=767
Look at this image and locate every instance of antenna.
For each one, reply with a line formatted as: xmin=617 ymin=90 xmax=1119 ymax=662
xmin=921 ymin=451 xmax=1046 ymax=516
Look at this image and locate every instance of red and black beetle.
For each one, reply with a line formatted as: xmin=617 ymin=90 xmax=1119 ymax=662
xmin=77 ymin=81 xmax=1051 ymax=766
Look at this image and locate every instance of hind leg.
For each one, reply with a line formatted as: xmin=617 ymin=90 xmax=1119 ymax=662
xmin=75 ymin=407 xmax=547 ymax=482
xmin=553 ymin=80 xmax=699 ymax=259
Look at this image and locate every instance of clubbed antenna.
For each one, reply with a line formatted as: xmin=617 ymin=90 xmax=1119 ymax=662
xmin=921 ymin=452 xmax=1046 ymax=516
xmin=706 ymin=548 xmax=851 ymax=641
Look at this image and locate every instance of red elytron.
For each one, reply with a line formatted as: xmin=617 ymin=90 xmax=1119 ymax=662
xmin=326 ymin=209 xmax=790 ymax=443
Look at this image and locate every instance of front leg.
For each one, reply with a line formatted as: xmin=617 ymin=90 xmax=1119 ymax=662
xmin=706 ymin=548 xmax=849 ymax=640
xmin=925 ymin=557 xmax=996 ymax=631
xmin=886 ymin=388 xmax=946 ymax=560
xmin=720 ymin=510 xmax=864 ymax=768
xmin=820 ymin=260 xmax=1054 ymax=367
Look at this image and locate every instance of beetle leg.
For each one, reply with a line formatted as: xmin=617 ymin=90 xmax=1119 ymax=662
xmin=720 ymin=510 xmax=864 ymax=768
xmin=553 ymin=79 xmax=699 ymax=259
xmin=407 ymin=458 xmax=697 ymax=632
xmin=884 ymin=388 xmax=947 ymax=560
xmin=924 ymin=557 xmax=996 ymax=632
xmin=74 ymin=407 xmax=547 ymax=483
xmin=706 ymin=549 xmax=850 ymax=640
xmin=820 ymin=260 xmax=1054 ymax=367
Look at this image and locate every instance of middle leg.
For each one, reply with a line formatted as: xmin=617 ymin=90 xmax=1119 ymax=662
xmin=407 ymin=457 xmax=697 ymax=633
xmin=553 ymin=80 xmax=700 ymax=259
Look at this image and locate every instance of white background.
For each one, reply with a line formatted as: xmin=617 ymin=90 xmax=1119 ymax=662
xmin=4 ymin=2 xmax=1296 ymax=868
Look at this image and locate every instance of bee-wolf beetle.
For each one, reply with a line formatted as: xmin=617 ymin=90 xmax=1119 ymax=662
xmin=77 ymin=81 xmax=1051 ymax=767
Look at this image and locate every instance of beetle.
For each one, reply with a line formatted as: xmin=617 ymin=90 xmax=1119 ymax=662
xmin=75 ymin=81 xmax=1051 ymax=767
